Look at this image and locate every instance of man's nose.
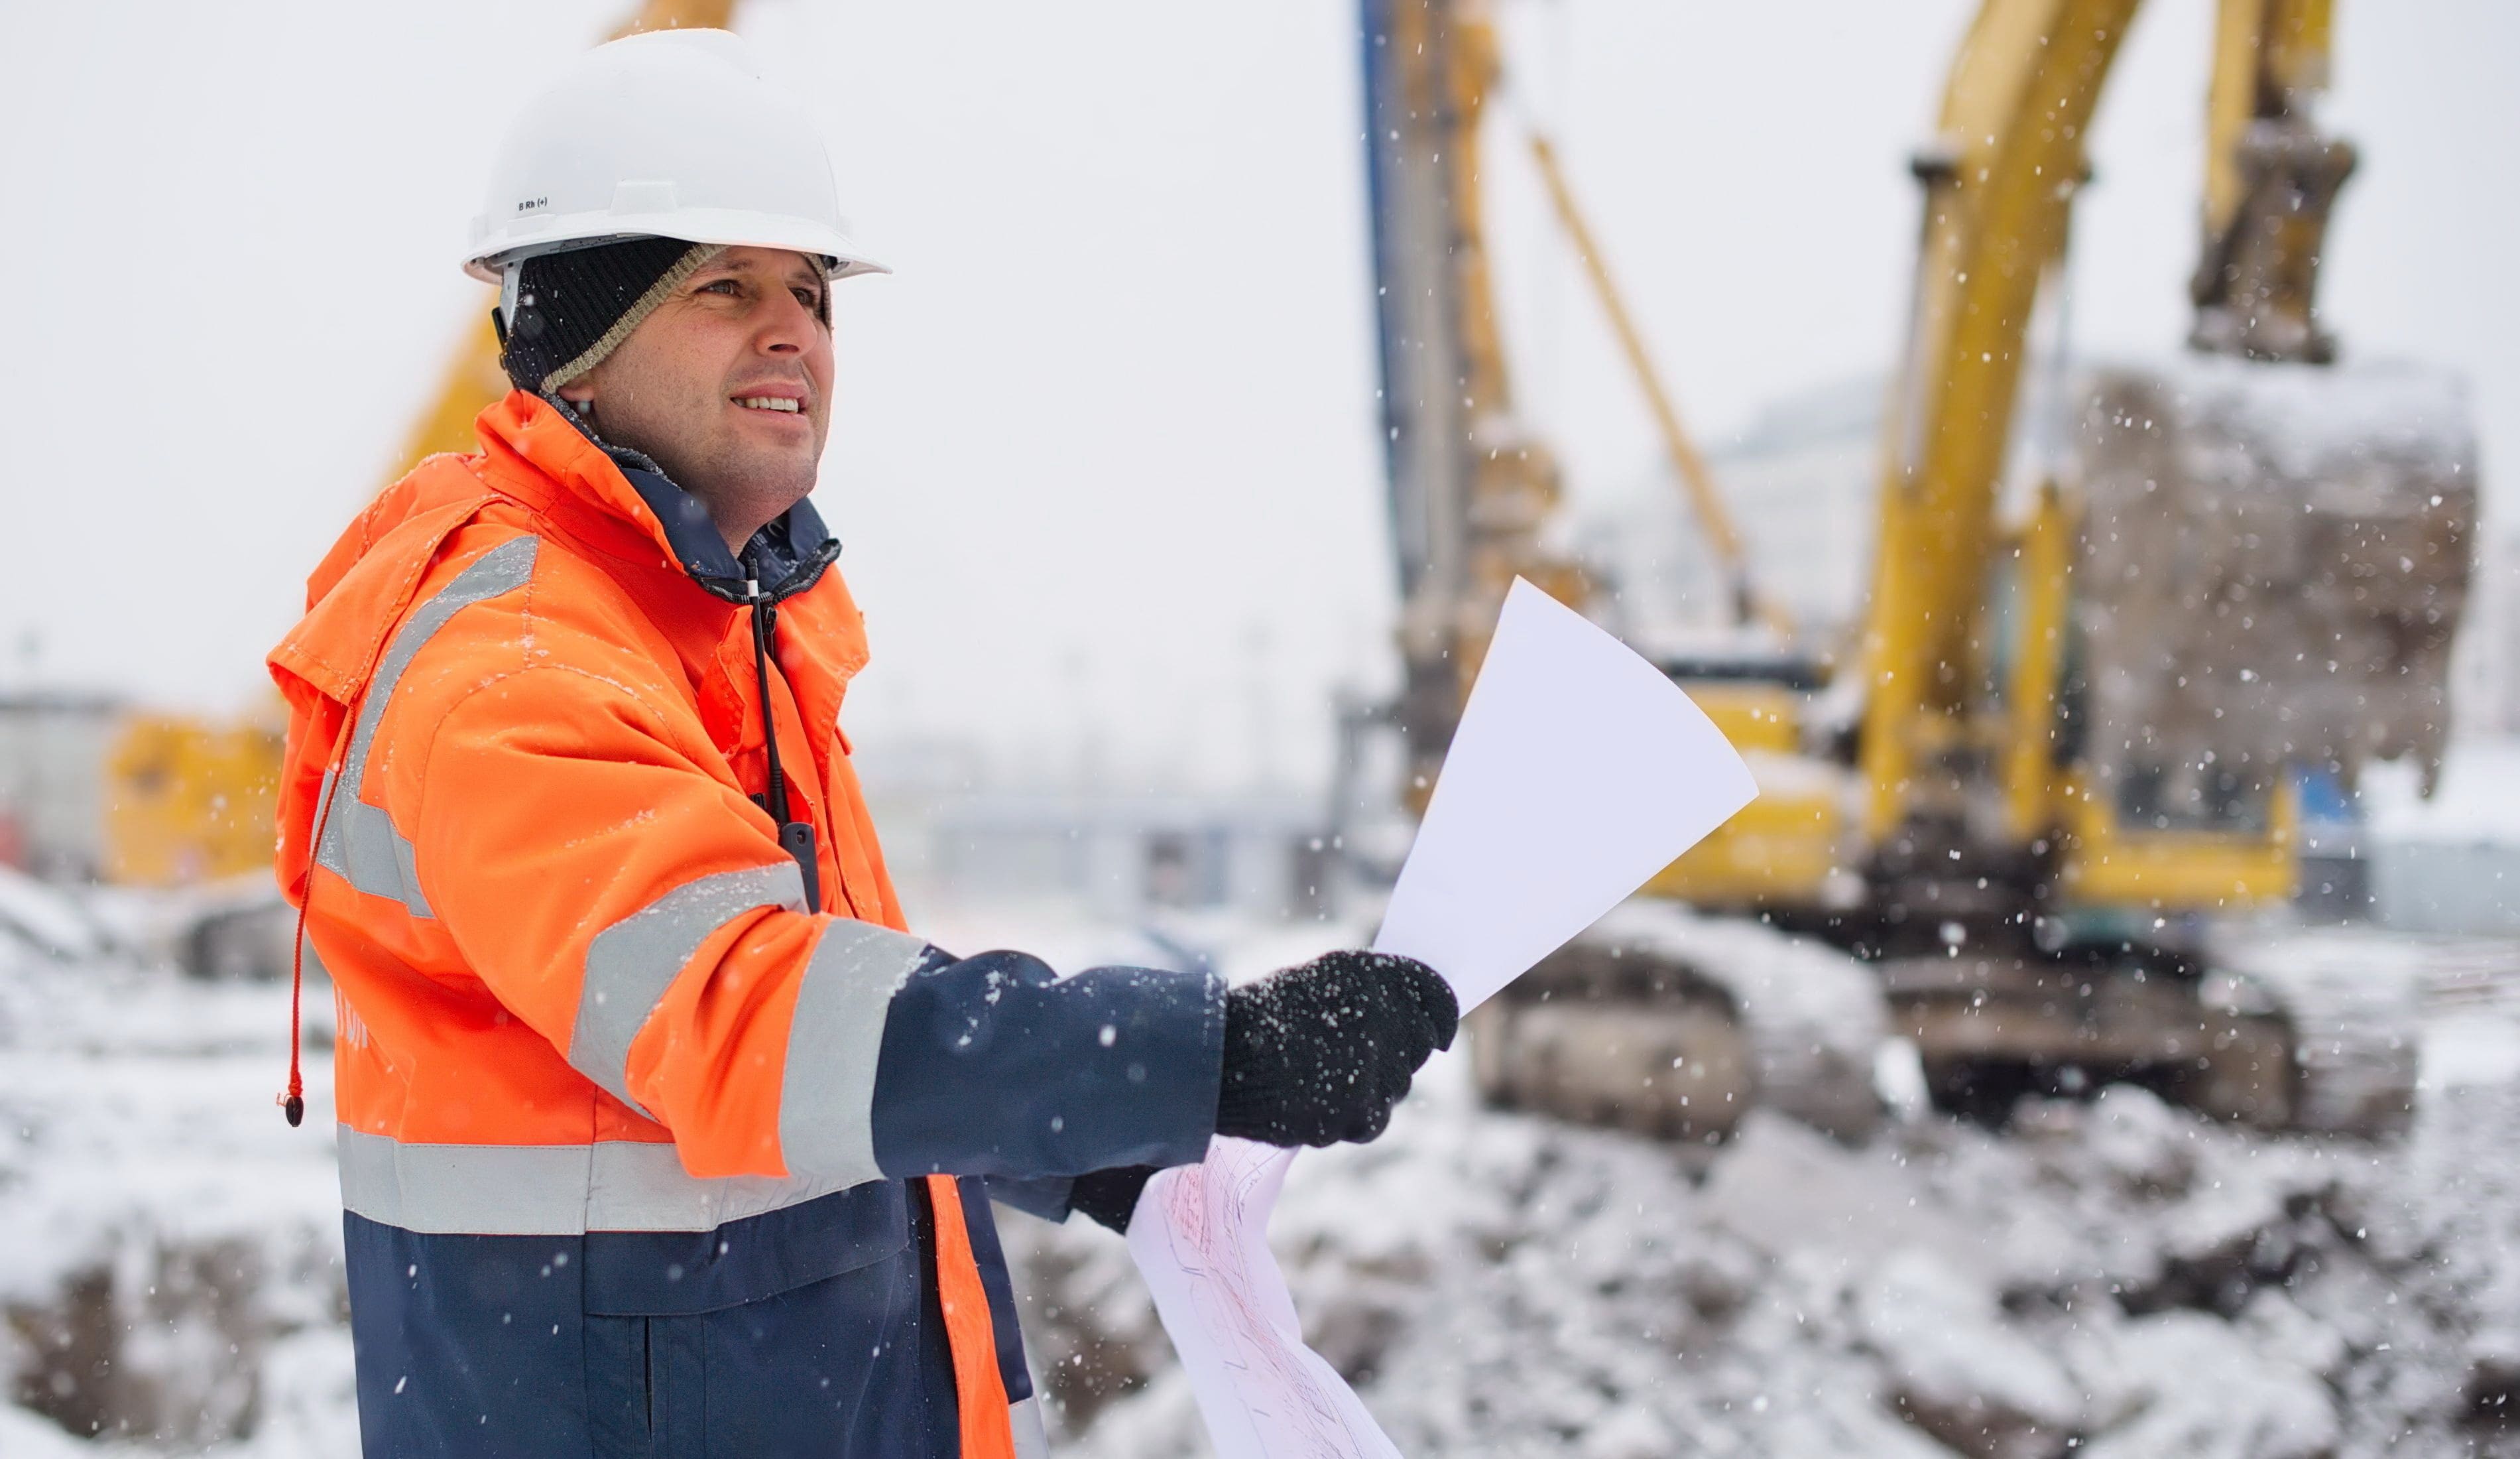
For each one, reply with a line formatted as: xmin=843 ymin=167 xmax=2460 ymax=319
xmin=756 ymin=289 xmax=821 ymax=355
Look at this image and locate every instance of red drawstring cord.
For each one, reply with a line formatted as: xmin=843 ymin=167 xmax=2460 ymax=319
xmin=280 ymin=907 xmax=308 ymax=1127
xmin=278 ymin=746 xmax=348 ymax=1128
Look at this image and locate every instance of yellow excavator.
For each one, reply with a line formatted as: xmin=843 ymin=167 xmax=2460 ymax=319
xmin=1358 ymin=0 xmax=2474 ymax=1139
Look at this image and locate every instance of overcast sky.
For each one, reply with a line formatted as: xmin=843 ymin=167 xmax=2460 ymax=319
xmin=1 ymin=1 xmax=2511 ymax=792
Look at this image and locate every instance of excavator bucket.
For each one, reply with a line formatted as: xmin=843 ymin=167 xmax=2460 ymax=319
xmin=2070 ymin=357 xmax=2476 ymax=826
xmin=2039 ymin=357 xmax=2477 ymax=1136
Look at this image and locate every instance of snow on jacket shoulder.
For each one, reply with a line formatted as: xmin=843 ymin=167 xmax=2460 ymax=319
xmin=271 ymin=391 xmax=1223 ymax=1457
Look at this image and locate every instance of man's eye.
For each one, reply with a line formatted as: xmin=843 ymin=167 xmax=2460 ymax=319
xmin=793 ymin=287 xmax=825 ymax=313
xmin=699 ymin=279 xmax=742 ymax=296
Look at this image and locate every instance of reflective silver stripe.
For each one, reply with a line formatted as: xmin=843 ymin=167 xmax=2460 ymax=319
xmin=776 ymin=918 xmax=930 ymax=1184
xmin=316 ymin=769 xmax=436 ymax=919
xmin=335 ymin=1126 xmax=878 ymax=1236
xmin=1010 ymin=1396 xmax=1051 ymax=1459
xmin=570 ymin=861 xmax=810 ymax=1118
xmin=314 ymin=535 xmax=540 ymax=917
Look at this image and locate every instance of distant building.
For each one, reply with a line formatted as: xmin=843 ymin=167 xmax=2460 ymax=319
xmin=916 ymin=789 xmax=1332 ymax=922
xmin=0 ymin=691 xmax=122 ymax=881
xmin=2452 ymin=529 xmax=2520 ymax=738
xmin=1578 ymin=375 xmax=1882 ymax=655
xmin=2361 ymin=739 xmax=2520 ymax=936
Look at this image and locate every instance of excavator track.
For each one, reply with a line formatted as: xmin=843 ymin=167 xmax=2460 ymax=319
xmin=1473 ymin=908 xmax=2423 ymax=1142
xmin=1877 ymin=943 xmax=2290 ymax=1127
xmin=2206 ymin=931 xmax=2427 ymax=1138
xmin=1469 ymin=902 xmax=1886 ymax=1143
xmin=1872 ymin=926 xmax=2423 ymax=1137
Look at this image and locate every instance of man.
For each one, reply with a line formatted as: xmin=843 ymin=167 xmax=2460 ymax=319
xmin=269 ymin=30 xmax=1455 ymax=1458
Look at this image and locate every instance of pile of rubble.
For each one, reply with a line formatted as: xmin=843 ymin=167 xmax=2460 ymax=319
xmin=0 ymin=930 xmax=354 ymax=1455
xmin=1008 ymin=1052 xmax=2520 ymax=1457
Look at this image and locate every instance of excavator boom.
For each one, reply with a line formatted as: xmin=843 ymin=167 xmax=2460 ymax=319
xmin=1858 ymin=0 xmax=2139 ymax=846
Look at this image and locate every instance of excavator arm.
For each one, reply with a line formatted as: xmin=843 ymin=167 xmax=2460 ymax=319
xmin=2193 ymin=0 xmax=2352 ymax=361
xmin=1855 ymin=0 xmax=2139 ymax=848
xmin=1838 ymin=0 xmax=2466 ymax=1135
xmin=1855 ymin=0 xmax=2423 ymax=862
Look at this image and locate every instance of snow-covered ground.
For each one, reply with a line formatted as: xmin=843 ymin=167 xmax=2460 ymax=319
xmin=0 ymin=891 xmax=355 ymax=1456
xmin=5 ymin=885 xmax=2519 ymax=1456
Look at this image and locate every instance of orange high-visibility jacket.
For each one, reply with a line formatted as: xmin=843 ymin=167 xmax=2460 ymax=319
xmin=270 ymin=392 xmax=1222 ymax=1456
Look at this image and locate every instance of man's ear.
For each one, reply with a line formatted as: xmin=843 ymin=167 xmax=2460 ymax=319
xmin=557 ymin=380 xmax=595 ymax=406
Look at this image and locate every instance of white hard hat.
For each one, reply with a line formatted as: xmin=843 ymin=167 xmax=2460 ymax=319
xmin=463 ymin=29 xmax=885 ymax=284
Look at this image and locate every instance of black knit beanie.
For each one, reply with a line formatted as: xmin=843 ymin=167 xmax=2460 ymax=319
xmin=497 ymin=237 xmax=721 ymax=395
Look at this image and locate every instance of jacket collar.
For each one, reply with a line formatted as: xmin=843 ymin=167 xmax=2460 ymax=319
xmin=474 ymin=391 xmax=841 ymax=605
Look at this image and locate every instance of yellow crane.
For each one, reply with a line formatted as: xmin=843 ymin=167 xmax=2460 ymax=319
xmin=1364 ymin=0 xmax=2473 ymax=1137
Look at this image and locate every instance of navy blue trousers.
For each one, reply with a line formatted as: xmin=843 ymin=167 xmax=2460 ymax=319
xmin=343 ymin=1178 xmax=1019 ymax=1456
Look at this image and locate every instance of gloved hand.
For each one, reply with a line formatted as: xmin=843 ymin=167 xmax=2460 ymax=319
xmin=1214 ymin=950 xmax=1458 ymax=1149
xmin=1069 ymin=1165 xmax=1158 ymax=1234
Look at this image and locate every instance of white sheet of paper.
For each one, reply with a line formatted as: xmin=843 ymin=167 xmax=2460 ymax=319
xmin=1128 ymin=579 xmax=1759 ymax=1458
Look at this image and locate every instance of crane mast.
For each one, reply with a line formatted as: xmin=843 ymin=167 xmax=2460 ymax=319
xmin=1358 ymin=0 xmax=1581 ymax=798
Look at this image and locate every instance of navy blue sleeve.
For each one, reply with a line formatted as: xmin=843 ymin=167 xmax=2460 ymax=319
xmin=869 ymin=950 xmax=1224 ymax=1180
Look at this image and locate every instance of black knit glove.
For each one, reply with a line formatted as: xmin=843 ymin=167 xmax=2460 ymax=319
xmin=1215 ymin=951 xmax=1458 ymax=1148
xmin=1069 ymin=1165 xmax=1158 ymax=1234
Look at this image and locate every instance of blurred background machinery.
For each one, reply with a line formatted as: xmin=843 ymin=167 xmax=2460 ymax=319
xmin=1354 ymin=0 xmax=2476 ymax=1140
xmin=0 ymin=692 xmax=281 ymax=893
xmin=102 ymin=711 xmax=284 ymax=889
xmin=0 ymin=692 xmax=288 ymax=980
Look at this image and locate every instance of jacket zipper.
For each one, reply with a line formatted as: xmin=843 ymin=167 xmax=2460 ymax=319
xmin=747 ymin=576 xmax=822 ymax=913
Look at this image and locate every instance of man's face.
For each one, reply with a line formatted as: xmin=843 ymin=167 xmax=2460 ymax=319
xmin=559 ymin=245 xmax=833 ymax=551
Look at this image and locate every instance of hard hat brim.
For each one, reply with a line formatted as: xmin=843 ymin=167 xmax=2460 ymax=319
xmin=465 ymin=208 xmax=888 ymax=285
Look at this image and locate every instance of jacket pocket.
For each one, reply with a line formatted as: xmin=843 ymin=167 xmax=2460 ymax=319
xmin=702 ymin=1248 xmax=943 ymax=1456
xmin=585 ymin=1313 xmax=652 ymax=1458
xmin=582 ymin=1180 xmax=910 ymax=1317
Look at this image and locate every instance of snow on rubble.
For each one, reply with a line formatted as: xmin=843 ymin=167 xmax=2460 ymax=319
xmin=981 ymin=906 xmax=2520 ymax=1458
xmin=3 ymin=895 xmax=2519 ymax=1456
xmin=1009 ymin=1054 xmax=2520 ymax=1458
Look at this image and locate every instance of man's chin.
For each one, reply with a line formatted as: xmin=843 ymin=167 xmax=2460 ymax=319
xmin=737 ymin=450 xmax=820 ymax=504
xmin=698 ymin=444 xmax=818 ymax=523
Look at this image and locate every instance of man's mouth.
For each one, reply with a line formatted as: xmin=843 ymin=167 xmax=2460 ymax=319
xmin=733 ymin=396 xmax=802 ymax=413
